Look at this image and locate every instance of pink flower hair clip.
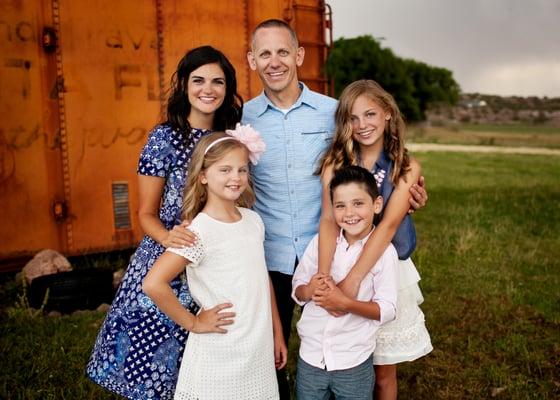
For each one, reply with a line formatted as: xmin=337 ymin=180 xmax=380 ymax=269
xmin=205 ymin=123 xmax=266 ymax=165
xmin=225 ymin=123 xmax=266 ymax=165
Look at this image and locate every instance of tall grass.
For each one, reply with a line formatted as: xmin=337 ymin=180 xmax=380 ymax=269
xmin=1 ymin=151 xmax=559 ymax=399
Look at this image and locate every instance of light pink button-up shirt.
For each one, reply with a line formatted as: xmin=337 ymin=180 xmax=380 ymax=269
xmin=292 ymin=229 xmax=398 ymax=371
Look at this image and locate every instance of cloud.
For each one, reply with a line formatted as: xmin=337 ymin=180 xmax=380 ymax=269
xmin=328 ymin=0 xmax=560 ymax=96
xmin=463 ymin=61 xmax=560 ymax=97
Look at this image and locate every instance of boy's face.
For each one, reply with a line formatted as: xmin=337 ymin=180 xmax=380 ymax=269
xmin=332 ymin=182 xmax=383 ymax=244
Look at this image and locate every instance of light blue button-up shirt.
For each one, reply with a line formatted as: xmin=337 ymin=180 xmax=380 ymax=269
xmin=242 ymin=83 xmax=337 ymax=275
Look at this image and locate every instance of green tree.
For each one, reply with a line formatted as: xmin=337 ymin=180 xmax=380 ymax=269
xmin=404 ymin=59 xmax=460 ymax=117
xmin=325 ymin=35 xmax=460 ymax=121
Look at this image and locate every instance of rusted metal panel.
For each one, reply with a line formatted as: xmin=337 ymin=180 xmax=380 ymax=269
xmin=54 ymin=0 xmax=160 ymax=254
xmin=0 ymin=1 xmax=65 ymax=258
xmin=0 ymin=0 xmax=330 ymax=265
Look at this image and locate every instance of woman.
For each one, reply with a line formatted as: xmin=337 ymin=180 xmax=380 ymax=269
xmin=87 ymin=45 xmax=243 ymax=400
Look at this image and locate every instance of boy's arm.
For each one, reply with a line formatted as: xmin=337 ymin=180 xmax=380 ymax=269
xmin=313 ymin=246 xmax=398 ymax=322
xmin=338 ymin=158 xmax=422 ymax=299
xmin=292 ymin=235 xmax=322 ymax=305
xmin=313 ymin=278 xmax=380 ymax=320
xmin=370 ymin=248 xmax=398 ymax=324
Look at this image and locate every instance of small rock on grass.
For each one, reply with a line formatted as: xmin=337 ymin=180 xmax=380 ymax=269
xmin=491 ymin=387 xmax=507 ymax=397
xmin=96 ymin=303 xmax=110 ymax=313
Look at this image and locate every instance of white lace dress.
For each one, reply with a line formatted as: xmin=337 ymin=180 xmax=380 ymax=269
xmin=372 ymin=258 xmax=433 ymax=364
xmin=168 ymin=208 xmax=279 ymax=400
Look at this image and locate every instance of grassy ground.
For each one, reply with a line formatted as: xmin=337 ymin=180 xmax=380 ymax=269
xmin=1 ymin=151 xmax=559 ymax=399
xmin=408 ymin=123 xmax=560 ymax=148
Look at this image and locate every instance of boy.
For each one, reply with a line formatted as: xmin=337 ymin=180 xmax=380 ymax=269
xmin=292 ymin=166 xmax=398 ymax=400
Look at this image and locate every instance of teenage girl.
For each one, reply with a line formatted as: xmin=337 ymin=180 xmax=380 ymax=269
xmin=316 ymin=80 xmax=433 ymax=400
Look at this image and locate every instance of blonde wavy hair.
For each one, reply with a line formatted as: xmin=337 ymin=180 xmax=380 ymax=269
xmin=182 ymin=132 xmax=256 ymax=221
xmin=318 ymin=79 xmax=410 ymax=184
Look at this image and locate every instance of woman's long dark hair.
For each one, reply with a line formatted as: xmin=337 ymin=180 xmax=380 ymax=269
xmin=167 ymin=46 xmax=243 ymax=133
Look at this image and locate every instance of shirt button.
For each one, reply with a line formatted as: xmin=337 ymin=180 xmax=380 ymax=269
xmin=291 ymin=190 xmax=294 ymax=194
xmin=295 ymin=238 xmax=298 ymax=242
xmin=284 ymin=115 xmax=288 ymax=120
xmin=288 ymin=164 xmax=292 ymax=168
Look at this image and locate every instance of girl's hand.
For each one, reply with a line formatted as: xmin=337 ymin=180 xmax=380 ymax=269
xmin=191 ymin=303 xmax=235 ymax=333
xmin=163 ymin=220 xmax=196 ymax=248
xmin=313 ymin=278 xmax=349 ymax=317
xmin=274 ymin=332 xmax=288 ymax=370
xmin=408 ymin=175 xmax=428 ymax=214
xmin=309 ymin=273 xmax=328 ymax=292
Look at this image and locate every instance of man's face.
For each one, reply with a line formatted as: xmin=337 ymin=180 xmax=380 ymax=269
xmin=247 ymin=26 xmax=304 ymax=95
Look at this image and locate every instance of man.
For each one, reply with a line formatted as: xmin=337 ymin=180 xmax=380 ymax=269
xmin=243 ymin=19 xmax=427 ymax=398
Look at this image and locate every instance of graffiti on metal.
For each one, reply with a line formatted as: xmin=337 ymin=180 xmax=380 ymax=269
xmin=0 ymin=20 xmax=35 ymax=43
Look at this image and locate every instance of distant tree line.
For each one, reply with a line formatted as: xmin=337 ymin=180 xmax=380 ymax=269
xmin=325 ymin=35 xmax=461 ymax=122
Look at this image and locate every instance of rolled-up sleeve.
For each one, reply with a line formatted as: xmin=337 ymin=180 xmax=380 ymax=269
xmin=372 ymin=245 xmax=399 ymax=325
xmin=291 ymin=235 xmax=320 ymax=306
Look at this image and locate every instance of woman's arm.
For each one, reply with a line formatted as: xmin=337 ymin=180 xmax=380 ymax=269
xmin=338 ymin=158 xmax=422 ymax=299
xmin=143 ymin=252 xmax=235 ymax=333
xmin=317 ymin=165 xmax=340 ymax=274
xmin=138 ymin=175 xmax=195 ymax=248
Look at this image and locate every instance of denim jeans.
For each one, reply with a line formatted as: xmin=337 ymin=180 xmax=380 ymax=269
xmin=296 ymin=355 xmax=374 ymax=400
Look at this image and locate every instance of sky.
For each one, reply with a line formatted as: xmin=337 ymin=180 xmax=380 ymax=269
xmin=328 ymin=0 xmax=560 ymax=97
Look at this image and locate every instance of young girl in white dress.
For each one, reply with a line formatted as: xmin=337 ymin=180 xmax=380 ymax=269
xmin=143 ymin=126 xmax=286 ymax=400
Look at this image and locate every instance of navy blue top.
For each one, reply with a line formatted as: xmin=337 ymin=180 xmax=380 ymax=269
xmin=371 ymin=151 xmax=416 ymax=260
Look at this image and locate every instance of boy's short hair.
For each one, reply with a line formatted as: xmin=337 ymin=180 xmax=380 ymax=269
xmin=329 ymin=166 xmax=380 ymax=203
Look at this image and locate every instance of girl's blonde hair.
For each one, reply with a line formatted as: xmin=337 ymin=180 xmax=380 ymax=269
xmin=182 ymin=132 xmax=255 ymax=221
xmin=318 ymin=79 xmax=410 ymax=184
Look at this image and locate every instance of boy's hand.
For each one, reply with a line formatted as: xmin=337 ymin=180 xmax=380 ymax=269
xmin=313 ymin=278 xmax=349 ymax=316
xmin=191 ymin=303 xmax=235 ymax=333
xmin=308 ymin=272 xmax=328 ymax=295
xmin=296 ymin=272 xmax=328 ymax=302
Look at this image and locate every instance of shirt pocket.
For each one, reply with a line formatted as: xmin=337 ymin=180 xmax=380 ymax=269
xmin=299 ymin=129 xmax=333 ymax=168
xmin=300 ymin=129 xmax=332 ymax=143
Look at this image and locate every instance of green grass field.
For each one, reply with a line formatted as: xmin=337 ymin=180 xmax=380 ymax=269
xmin=1 ymin=151 xmax=559 ymax=399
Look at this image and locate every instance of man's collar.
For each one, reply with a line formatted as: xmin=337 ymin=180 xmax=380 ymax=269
xmin=253 ymin=82 xmax=318 ymax=117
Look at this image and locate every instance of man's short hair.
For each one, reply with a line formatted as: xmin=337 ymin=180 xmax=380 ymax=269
xmin=251 ymin=19 xmax=299 ymax=49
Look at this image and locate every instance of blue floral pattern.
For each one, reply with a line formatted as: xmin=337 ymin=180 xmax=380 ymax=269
xmin=87 ymin=124 xmax=210 ymax=399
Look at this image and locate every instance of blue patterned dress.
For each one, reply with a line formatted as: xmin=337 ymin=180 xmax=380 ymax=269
xmin=87 ymin=124 xmax=210 ymax=399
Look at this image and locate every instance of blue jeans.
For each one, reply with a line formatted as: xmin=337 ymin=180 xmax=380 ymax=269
xmin=296 ymin=355 xmax=374 ymax=400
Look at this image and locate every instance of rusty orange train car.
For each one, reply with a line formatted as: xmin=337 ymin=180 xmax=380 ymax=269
xmin=0 ymin=0 xmax=333 ymax=267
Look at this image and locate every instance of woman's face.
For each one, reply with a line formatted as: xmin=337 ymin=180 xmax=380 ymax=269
xmin=187 ymin=62 xmax=226 ymax=123
xmin=350 ymin=94 xmax=390 ymax=149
